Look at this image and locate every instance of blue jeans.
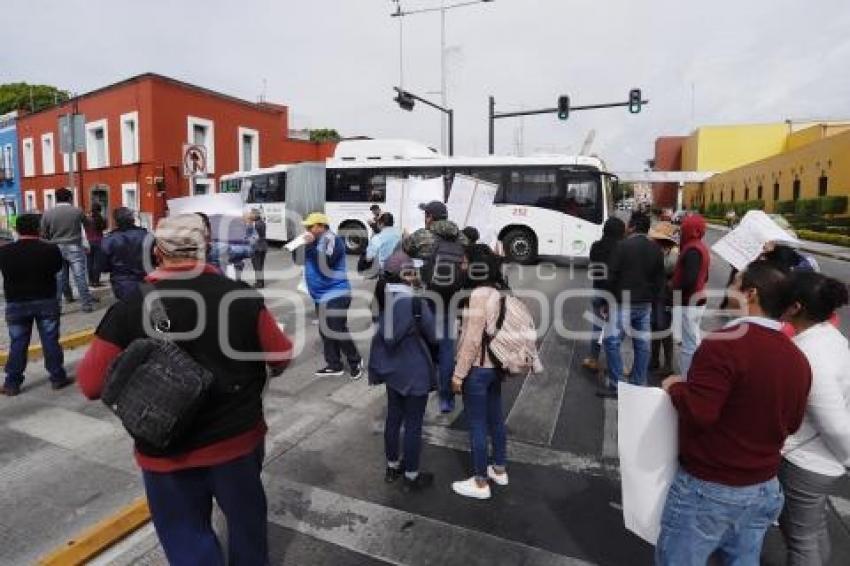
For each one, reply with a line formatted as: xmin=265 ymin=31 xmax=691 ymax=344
xmin=463 ymin=367 xmax=507 ymax=479
xmin=656 ymin=468 xmax=784 ymax=566
xmin=437 ymin=314 xmax=456 ymax=403
xmin=142 ymin=443 xmax=268 ymax=566
xmin=588 ymin=296 xmax=607 ymax=359
xmin=56 ymin=243 xmax=93 ymax=307
xmin=673 ymin=305 xmax=706 ymax=379
xmin=4 ymin=299 xmax=66 ymax=388
xmin=384 ymin=386 xmax=428 ymax=473
xmin=316 ymin=295 xmax=361 ymax=370
xmin=602 ymin=302 xmax=651 ymax=389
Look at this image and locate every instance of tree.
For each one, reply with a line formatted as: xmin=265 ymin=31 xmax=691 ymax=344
xmin=0 ymin=83 xmax=70 ymax=115
xmin=308 ymin=129 xmax=341 ymax=143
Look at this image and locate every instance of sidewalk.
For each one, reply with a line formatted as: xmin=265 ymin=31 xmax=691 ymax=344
xmin=708 ymin=223 xmax=850 ymax=262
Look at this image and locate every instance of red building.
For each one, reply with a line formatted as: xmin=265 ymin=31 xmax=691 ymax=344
xmin=16 ymin=73 xmax=336 ymax=227
xmin=651 ymin=136 xmax=686 ymax=209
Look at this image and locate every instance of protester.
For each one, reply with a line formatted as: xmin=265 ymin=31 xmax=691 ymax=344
xmin=0 ymin=214 xmax=71 ymax=396
xmin=368 ymin=204 xmax=382 ymax=234
xmin=40 ymin=188 xmax=96 ymax=312
xmin=461 ymin=226 xmax=480 ymax=247
xmin=779 ymin=272 xmax=850 ymax=566
xmin=302 ymin=212 xmax=363 ymax=379
xmin=583 ymin=217 xmax=626 ymax=372
xmin=368 ymin=251 xmax=437 ymax=492
xmin=648 ymin=221 xmax=679 ymax=378
xmin=76 ymin=213 xmax=293 ymax=566
xmin=404 ymin=200 xmax=468 ymax=413
xmin=670 ymin=213 xmax=710 ymax=378
xmin=597 ymin=212 xmax=664 ymax=397
xmin=450 ymin=245 xmax=509 ymax=500
xmin=102 ymin=207 xmax=151 ymax=301
xmin=85 ymin=203 xmax=107 ymax=287
xmin=365 ymin=212 xmax=401 ymax=271
xmin=249 ymin=209 xmax=268 ymax=288
xmin=226 ymin=217 xmax=255 ymax=282
xmin=657 ymin=261 xmax=812 ymax=565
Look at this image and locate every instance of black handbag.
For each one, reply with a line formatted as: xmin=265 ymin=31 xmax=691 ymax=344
xmin=102 ymin=284 xmax=214 ymax=450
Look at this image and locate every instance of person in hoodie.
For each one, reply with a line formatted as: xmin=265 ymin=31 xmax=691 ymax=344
xmin=403 ymin=200 xmax=468 ymax=414
xmin=583 ymin=217 xmax=626 ymax=372
xmin=368 ymin=251 xmax=438 ymax=492
xmin=670 ymin=213 xmax=710 ymax=378
xmin=101 ymin=207 xmax=153 ymax=301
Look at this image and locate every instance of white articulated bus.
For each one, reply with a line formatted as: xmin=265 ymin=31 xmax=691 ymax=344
xmin=326 ymin=139 xmax=616 ymax=263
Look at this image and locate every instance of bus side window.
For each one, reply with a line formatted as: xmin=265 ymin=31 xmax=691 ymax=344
xmin=329 ymin=170 xmax=367 ymax=202
xmin=561 ymin=172 xmax=603 ymax=224
xmin=366 ymin=171 xmax=387 ymax=203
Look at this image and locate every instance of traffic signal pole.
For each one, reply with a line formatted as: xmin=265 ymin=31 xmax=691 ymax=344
xmin=487 ymin=91 xmax=649 ymax=155
xmin=394 ymin=87 xmax=455 ymax=156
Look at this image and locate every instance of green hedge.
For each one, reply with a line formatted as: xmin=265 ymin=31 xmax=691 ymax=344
xmin=795 ymin=199 xmax=819 ymax=216
xmin=797 ymin=229 xmax=850 ymax=248
xmin=775 ymin=200 xmax=796 ymax=214
xmin=819 ymin=196 xmax=849 ymax=215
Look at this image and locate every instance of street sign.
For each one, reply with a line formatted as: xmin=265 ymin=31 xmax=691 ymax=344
xmin=182 ymin=144 xmax=208 ymax=178
xmin=58 ymin=114 xmax=86 ymax=153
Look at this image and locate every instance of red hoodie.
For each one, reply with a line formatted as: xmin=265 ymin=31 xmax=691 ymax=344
xmin=671 ymin=214 xmax=710 ymax=305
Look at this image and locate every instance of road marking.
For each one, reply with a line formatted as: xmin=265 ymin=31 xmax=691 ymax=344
xmin=8 ymin=407 xmax=115 ymax=450
xmin=0 ymin=328 xmax=95 ymax=364
xmin=265 ymin=477 xmax=594 ymax=566
xmin=422 ymin=425 xmax=618 ymax=478
xmin=505 ymin=331 xmax=574 ymax=446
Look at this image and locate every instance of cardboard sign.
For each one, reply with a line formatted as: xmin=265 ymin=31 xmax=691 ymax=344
xmin=385 ymin=176 xmax=445 ymax=233
xmin=712 ymin=210 xmax=799 ymax=271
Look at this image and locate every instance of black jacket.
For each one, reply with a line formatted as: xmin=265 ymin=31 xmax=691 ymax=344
xmin=608 ymin=234 xmax=665 ymax=304
xmin=589 ymin=237 xmax=619 ymax=292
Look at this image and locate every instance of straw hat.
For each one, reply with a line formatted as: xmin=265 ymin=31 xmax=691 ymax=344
xmin=648 ymin=221 xmax=678 ymax=244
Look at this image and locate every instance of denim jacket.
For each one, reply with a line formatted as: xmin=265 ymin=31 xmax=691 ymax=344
xmin=368 ymin=285 xmax=438 ymax=396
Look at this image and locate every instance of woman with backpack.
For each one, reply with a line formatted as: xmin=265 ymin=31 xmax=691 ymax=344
xmin=368 ymin=251 xmax=438 ymax=492
xmin=450 ymin=245 xmax=510 ymax=500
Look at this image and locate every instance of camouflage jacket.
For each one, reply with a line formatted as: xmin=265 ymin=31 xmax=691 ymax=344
xmin=403 ymin=220 xmax=469 ymax=260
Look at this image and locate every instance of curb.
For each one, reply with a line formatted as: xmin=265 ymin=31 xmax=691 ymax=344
xmin=38 ymin=498 xmax=151 ymax=566
xmin=0 ymin=328 xmax=96 ymax=365
xmin=706 ymin=224 xmax=850 ymax=263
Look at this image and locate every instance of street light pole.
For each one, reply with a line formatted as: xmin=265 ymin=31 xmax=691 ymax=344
xmin=393 ymin=87 xmax=455 ymax=156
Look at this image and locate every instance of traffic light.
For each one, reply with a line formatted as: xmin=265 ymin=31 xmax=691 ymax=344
xmin=557 ymin=95 xmax=570 ymax=120
xmin=394 ymin=91 xmax=415 ymax=111
xmin=629 ymin=88 xmax=642 ymax=114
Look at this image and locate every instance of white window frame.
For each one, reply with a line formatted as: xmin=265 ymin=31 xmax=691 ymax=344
xmin=44 ymin=189 xmax=56 ymax=210
xmin=85 ymin=118 xmax=110 ymax=169
xmin=191 ymin=177 xmax=213 ymax=196
xmin=238 ymin=127 xmax=259 ymax=172
xmin=120 ymin=111 xmax=140 ymax=165
xmin=187 ymin=116 xmax=215 ymax=174
xmin=62 ymin=152 xmax=79 ymax=173
xmin=41 ymin=132 xmax=56 ymax=175
xmin=22 ymin=137 xmax=35 ymax=177
xmin=3 ymin=144 xmax=13 ymax=178
xmin=121 ymin=182 xmax=140 ymax=210
xmin=24 ymin=190 xmax=36 ymax=212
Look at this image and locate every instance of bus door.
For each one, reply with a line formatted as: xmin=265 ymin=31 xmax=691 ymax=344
xmin=558 ymin=169 xmax=604 ymax=257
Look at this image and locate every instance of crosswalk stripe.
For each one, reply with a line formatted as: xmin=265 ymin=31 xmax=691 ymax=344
xmin=264 ymin=476 xmax=595 ymax=566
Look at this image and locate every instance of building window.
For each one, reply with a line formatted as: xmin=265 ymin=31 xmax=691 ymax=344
xmin=24 ymin=191 xmax=36 ymax=211
xmin=720 ymin=191 xmax=724 ymax=204
xmin=85 ymin=119 xmax=110 ymax=169
xmin=793 ymin=178 xmax=801 ymax=201
xmin=2 ymin=144 xmax=13 ymax=179
xmin=44 ymin=189 xmax=56 ymax=210
xmin=757 ymin=185 xmax=763 ymax=200
xmin=41 ymin=132 xmax=56 ymax=175
xmin=818 ymin=175 xmax=828 ymax=197
xmin=773 ymin=182 xmax=780 ymax=202
xmin=120 ymin=111 xmax=140 ymax=165
xmin=121 ymin=182 xmax=139 ymax=210
xmin=191 ymin=178 xmax=213 ymax=196
xmin=187 ymin=117 xmax=215 ymax=174
xmin=22 ymin=138 xmax=35 ymax=177
xmin=62 ymin=152 xmax=78 ymax=173
xmin=731 ymin=189 xmax=735 ymax=203
xmin=238 ymin=127 xmax=259 ymax=172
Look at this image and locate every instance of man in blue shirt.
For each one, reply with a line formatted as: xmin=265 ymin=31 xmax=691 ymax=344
xmin=365 ymin=212 xmax=402 ymax=271
xmin=302 ymin=212 xmax=363 ymax=379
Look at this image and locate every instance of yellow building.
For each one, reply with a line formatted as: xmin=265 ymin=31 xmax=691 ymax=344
xmin=681 ymin=122 xmax=850 ymax=215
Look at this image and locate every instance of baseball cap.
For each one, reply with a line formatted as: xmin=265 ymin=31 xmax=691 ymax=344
xmin=302 ymin=212 xmax=331 ymax=227
xmin=418 ymin=200 xmax=448 ymax=220
xmin=155 ymin=214 xmax=207 ymax=259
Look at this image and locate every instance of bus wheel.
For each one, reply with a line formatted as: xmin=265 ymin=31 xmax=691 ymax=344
xmin=339 ymin=221 xmax=368 ymax=255
xmin=502 ymin=228 xmax=537 ymax=265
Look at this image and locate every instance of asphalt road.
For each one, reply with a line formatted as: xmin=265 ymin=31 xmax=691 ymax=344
xmin=1 ymin=247 xmax=849 ymax=565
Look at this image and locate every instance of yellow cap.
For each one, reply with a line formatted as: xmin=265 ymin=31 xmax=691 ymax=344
xmin=302 ymin=212 xmax=331 ymax=227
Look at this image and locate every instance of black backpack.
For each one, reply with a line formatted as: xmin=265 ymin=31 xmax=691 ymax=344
xmin=422 ymin=237 xmax=466 ymax=297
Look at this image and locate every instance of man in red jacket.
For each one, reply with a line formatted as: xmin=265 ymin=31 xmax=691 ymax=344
xmin=670 ymin=213 xmax=710 ymax=378
xmin=658 ymin=261 xmax=811 ymax=565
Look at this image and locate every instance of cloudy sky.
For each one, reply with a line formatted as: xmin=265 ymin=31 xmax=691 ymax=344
xmin=3 ymin=0 xmax=849 ymax=169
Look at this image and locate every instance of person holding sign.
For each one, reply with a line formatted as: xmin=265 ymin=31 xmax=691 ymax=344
xmin=657 ymin=261 xmax=811 ymax=565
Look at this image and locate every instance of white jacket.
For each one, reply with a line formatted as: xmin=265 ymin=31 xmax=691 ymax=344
xmin=783 ymin=322 xmax=850 ymax=477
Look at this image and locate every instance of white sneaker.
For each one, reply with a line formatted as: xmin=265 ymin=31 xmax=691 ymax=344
xmin=487 ymin=466 xmax=509 ymax=486
xmin=452 ymin=477 xmax=491 ymax=500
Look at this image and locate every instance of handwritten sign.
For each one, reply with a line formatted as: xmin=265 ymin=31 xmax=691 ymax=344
xmin=712 ymin=210 xmax=799 ymax=271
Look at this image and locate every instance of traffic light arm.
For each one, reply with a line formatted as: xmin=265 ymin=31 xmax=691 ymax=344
xmin=492 ymin=99 xmax=649 ymax=119
xmin=393 ymin=87 xmax=454 ymax=156
xmin=393 ymin=87 xmax=452 ymax=114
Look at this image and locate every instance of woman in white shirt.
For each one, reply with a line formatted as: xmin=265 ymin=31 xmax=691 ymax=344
xmin=780 ymin=271 xmax=850 ymax=566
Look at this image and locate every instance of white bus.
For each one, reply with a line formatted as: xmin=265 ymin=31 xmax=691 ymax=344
xmin=326 ymin=139 xmax=616 ymax=263
xmin=219 ymin=163 xmax=325 ymax=242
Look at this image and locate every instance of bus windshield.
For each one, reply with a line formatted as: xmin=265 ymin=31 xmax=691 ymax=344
xmin=221 ymin=172 xmax=286 ymax=203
